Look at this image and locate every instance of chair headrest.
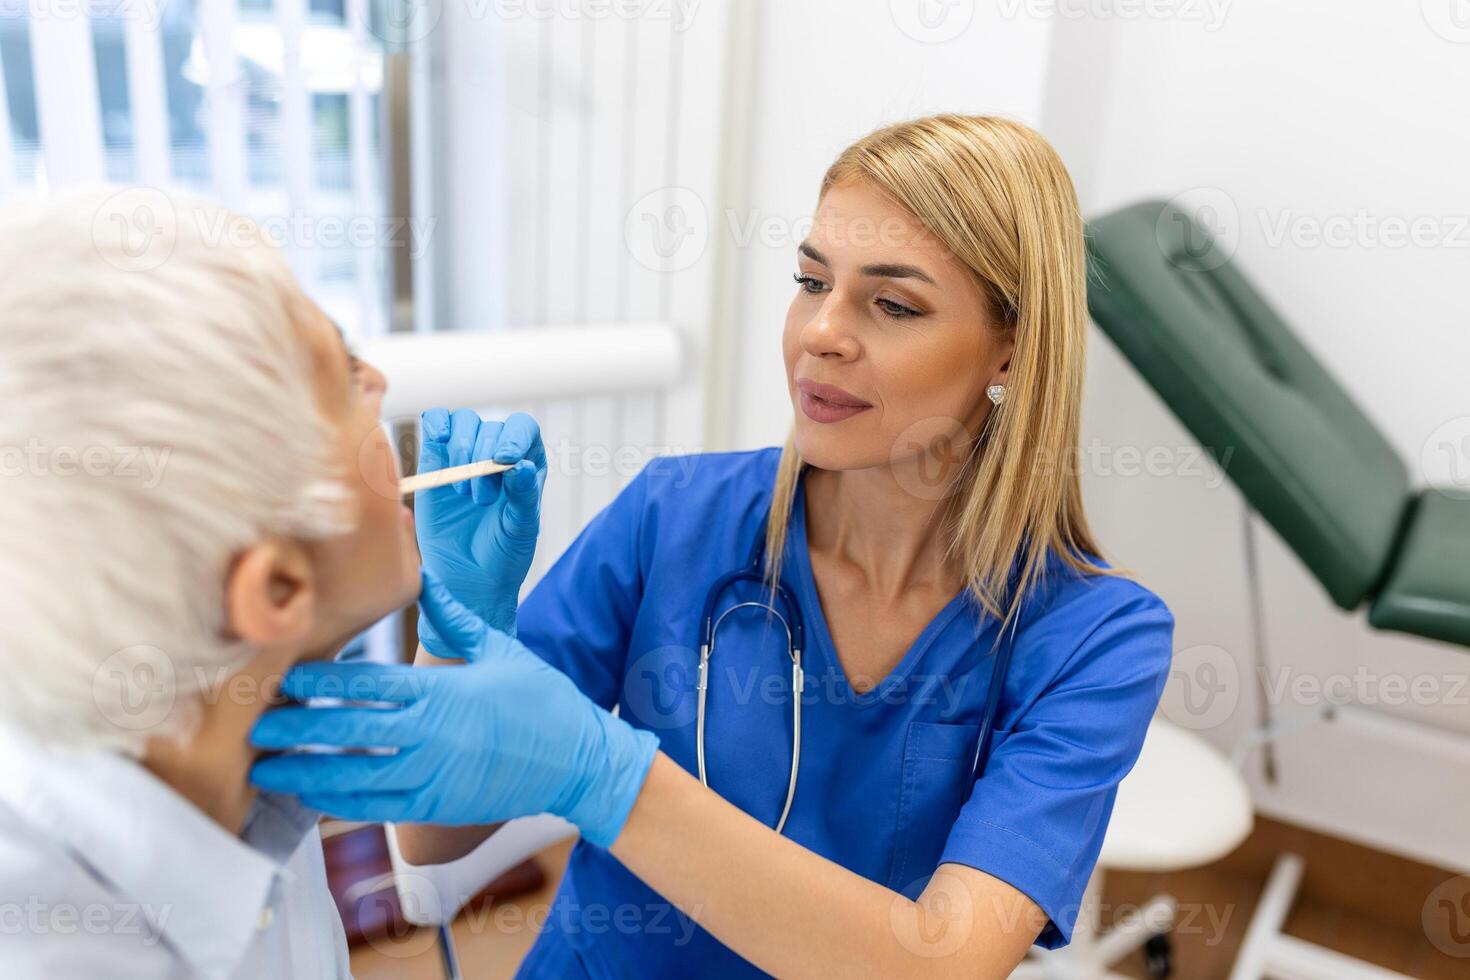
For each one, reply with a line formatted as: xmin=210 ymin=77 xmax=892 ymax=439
xmin=1086 ymin=199 xmax=1411 ymax=609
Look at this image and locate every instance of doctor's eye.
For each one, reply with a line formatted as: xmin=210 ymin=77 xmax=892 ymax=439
xmin=875 ymin=296 xmax=922 ymax=320
xmin=793 ymin=272 xmax=829 ymax=295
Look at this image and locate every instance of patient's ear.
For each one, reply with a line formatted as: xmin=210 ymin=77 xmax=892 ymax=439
xmin=226 ymin=540 xmax=316 ymax=646
xmin=991 ymin=338 xmax=1015 ymax=388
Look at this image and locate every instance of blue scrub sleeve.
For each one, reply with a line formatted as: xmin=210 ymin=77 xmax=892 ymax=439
xmin=937 ymin=585 xmax=1174 ymax=949
xmin=515 ymin=466 xmax=651 ymax=711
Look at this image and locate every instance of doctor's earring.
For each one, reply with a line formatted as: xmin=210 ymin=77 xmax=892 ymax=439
xmin=986 ymin=384 xmax=1006 ymax=406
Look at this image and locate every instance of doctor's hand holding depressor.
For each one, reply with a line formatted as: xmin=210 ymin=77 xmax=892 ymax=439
xmin=414 ymin=408 xmax=546 ymax=641
xmin=248 ymin=572 xmax=660 ymax=848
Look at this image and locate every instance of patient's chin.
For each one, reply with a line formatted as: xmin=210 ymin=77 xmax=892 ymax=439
xmin=368 ymin=553 xmax=423 ymax=631
xmin=395 ymin=555 xmax=423 ymax=607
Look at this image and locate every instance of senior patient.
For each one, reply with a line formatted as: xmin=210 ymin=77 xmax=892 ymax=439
xmin=0 ymin=188 xmax=420 ymax=978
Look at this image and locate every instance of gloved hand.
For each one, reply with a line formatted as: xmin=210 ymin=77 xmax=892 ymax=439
xmin=248 ymin=572 xmax=659 ymax=848
xmin=415 ymin=408 xmax=546 ymax=640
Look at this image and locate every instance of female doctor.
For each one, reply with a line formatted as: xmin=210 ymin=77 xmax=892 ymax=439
xmin=251 ymin=114 xmax=1175 ymax=978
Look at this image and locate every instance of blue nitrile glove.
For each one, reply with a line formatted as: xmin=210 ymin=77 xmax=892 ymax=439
xmin=415 ymin=408 xmax=546 ymax=641
xmin=248 ymin=572 xmax=659 ymax=848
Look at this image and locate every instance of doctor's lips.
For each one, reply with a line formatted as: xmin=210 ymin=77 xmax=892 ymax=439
xmin=796 ymin=379 xmax=872 ymax=424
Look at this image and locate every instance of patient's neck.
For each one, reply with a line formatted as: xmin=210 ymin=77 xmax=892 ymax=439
xmin=141 ymin=644 xmax=323 ymax=836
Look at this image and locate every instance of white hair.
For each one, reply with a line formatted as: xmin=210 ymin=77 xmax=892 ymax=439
xmin=0 ymin=187 xmax=353 ymax=755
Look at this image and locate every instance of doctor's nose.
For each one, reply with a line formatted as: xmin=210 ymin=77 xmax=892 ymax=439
xmin=799 ymin=302 xmax=861 ymax=362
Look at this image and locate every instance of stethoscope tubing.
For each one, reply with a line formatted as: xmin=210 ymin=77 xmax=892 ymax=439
xmin=697 ymin=599 xmax=803 ymax=835
xmin=695 ymin=501 xmax=1014 ymax=832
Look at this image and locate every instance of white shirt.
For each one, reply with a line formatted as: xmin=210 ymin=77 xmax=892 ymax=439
xmin=0 ymin=724 xmax=351 ymax=979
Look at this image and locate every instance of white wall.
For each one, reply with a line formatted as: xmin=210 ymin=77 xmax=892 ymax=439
xmin=1045 ymin=1 xmax=1470 ymax=870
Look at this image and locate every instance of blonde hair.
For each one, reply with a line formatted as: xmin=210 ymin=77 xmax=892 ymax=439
xmin=765 ymin=114 xmax=1120 ymax=645
xmin=0 ymin=187 xmax=352 ymax=755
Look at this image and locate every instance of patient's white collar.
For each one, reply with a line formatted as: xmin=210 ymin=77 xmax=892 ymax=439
xmin=0 ymin=721 xmax=319 ymax=979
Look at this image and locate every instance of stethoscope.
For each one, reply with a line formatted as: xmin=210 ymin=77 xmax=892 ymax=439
xmin=695 ymin=503 xmax=1017 ymax=836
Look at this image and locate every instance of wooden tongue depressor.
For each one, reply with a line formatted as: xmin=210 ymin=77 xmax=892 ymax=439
xmin=398 ymin=459 xmax=514 ymax=496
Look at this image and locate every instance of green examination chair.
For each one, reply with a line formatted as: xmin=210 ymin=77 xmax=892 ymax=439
xmin=1085 ymin=198 xmax=1468 ymax=980
xmin=1086 ymin=198 xmax=1470 ymax=650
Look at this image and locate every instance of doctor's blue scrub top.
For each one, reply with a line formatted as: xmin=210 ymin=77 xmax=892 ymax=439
xmin=513 ymin=448 xmax=1174 ymax=978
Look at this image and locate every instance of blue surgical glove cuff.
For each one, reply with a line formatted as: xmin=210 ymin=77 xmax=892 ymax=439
xmin=560 ymin=711 xmax=660 ymax=850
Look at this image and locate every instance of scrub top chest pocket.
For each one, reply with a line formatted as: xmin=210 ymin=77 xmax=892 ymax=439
xmin=885 ymin=720 xmax=987 ymax=896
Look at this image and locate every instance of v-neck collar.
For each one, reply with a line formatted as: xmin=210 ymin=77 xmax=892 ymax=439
xmin=785 ymin=472 xmax=976 ymax=709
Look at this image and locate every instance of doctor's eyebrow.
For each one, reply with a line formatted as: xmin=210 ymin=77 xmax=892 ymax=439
xmin=860 ymin=262 xmax=935 ymax=285
xmin=798 ymin=241 xmax=831 ymax=265
xmin=797 ymin=242 xmax=936 ymax=285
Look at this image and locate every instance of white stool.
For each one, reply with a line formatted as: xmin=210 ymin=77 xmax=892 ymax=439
xmin=1011 ymin=718 xmax=1254 ymax=979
